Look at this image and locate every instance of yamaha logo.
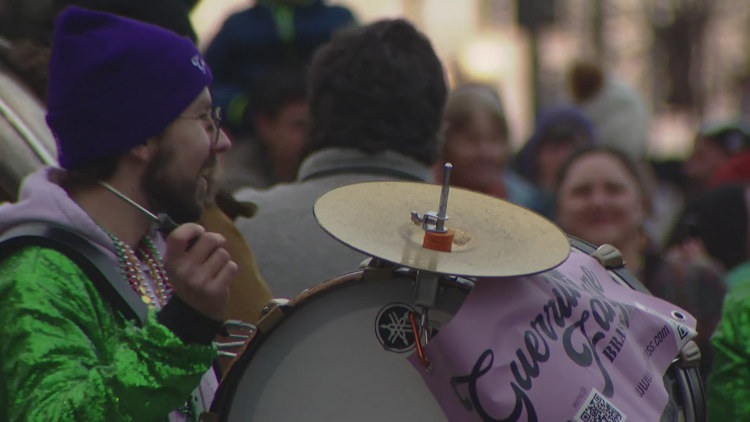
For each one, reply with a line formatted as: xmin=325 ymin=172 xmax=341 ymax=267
xmin=375 ymin=303 xmax=417 ymax=353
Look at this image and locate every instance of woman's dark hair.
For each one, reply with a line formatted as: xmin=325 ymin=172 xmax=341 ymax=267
xmin=305 ymin=19 xmax=447 ymax=166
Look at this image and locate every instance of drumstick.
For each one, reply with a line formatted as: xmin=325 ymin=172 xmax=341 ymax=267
xmin=98 ymin=181 xmax=179 ymax=235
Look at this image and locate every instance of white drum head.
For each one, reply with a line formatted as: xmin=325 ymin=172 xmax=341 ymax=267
xmin=216 ymin=271 xmax=469 ymax=421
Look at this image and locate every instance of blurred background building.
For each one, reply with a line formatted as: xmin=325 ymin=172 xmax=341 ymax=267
xmin=191 ymin=0 xmax=750 ymax=159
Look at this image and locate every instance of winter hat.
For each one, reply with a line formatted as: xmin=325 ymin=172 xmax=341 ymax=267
xmin=46 ymin=6 xmax=212 ymax=169
xmin=698 ymin=120 xmax=750 ymax=155
xmin=568 ymin=61 xmax=649 ymax=160
xmin=515 ymin=106 xmax=596 ymax=183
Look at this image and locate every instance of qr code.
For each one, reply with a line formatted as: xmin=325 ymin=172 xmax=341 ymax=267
xmin=574 ymin=389 xmax=626 ymax=422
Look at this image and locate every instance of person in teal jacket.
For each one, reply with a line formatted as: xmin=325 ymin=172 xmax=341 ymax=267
xmin=0 ymin=6 xmax=237 ymax=421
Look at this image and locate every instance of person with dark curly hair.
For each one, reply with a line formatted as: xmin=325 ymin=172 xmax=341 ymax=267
xmin=233 ymin=19 xmax=448 ymax=299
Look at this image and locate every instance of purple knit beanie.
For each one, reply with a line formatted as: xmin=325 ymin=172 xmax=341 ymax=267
xmin=46 ymin=6 xmax=213 ymax=169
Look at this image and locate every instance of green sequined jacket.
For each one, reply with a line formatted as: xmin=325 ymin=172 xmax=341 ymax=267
xmin=0 ymin=246 xmax=216 ymax=421
xmin=706 ymin=271 xmax=750 ymax=420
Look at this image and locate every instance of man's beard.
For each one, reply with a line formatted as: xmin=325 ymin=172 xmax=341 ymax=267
xmin=142 ymin=145 xmax=216 ymax=224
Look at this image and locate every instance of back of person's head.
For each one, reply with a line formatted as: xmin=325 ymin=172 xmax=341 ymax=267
xmin=249 ymin=64 xmax=308 ymax=120
xmin=669 ymin=183 xmax=749 ymax=271
xmin=696 ymin=120 xmax=750 ymax=155
xmin=566 ymin=59 xmax=649 ymax=160
xmin=516 ymin=106 xmax=596 ymax=182
xmin=532 ymin=107 xmax=596 ymax=147
xmin=305 ymin=18 xmax=447 ymax=166
xmin=443 ymin=83 xmax=509 ymax=141
xmin=684 ymin=120 xmax=750 ymax=190
xmin=568 ymin=60 xmax=605 ymax=103
xmin=47 ymin=6 xmax=212 ymax=170
xmin=1 ymin=0 xmax=196 ymax=43
xmin=1 ymin=0 xmax=197 ymax=102
xmin=61 ymin=0 xmax=197 ymax=41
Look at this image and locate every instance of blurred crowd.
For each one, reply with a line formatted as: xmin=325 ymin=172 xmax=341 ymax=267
xmin=1 ymin=0 xmax=749 ymax=420
xmin=203 ymin=3 xmax=750 ymax=417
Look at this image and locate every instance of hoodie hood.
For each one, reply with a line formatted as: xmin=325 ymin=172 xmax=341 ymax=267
xmin=0 ymin=167 xmax=163 ymax=263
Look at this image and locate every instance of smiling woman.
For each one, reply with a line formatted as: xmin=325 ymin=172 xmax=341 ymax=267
xmin=554 ymin=145 xmax=727 ymax=380
xmin=555 ymin=146 xmax=648 ymax=263
xmin=438 ymin=83 xmax=542 ymax=212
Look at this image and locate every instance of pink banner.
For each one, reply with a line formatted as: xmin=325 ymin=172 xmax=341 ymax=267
xmin=410 ymin=249 xmax=697 ymax=421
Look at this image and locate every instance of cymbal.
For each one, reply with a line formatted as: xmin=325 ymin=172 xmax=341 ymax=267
xmin=314 ymin=181 xmax=570 ymax=277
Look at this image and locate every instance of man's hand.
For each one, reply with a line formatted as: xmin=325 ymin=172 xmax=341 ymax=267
xmin=163 ymin=223 xmax=237 ymax=321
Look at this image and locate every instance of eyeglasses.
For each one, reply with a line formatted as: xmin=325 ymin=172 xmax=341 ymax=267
xmin=178 ymin=106 xmax=222 ymax=145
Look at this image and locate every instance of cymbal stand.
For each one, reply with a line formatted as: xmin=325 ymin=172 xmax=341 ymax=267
xmin=409 ymin=163 xmax=455 ymax=370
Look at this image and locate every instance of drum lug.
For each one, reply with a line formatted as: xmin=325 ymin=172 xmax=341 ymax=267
xmin=261 ymin=298 xmax=290 ymax=316
xmin=213 ymin=320 xmax=257 ymax=358
xmin=414 ymin=271 xmax=440 ymax=309
xmin=676 ymin=340 xmax=702 ymax=369
xmin=258 ymin=299 xmax=289 ymax=333
xmin=590 ymin=244 xmax=625 ymax=269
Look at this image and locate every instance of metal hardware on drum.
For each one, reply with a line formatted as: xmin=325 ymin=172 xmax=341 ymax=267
xmin=260 ymin=298 xmax=290 ymax=316
xmin=672 ymin=310 xmax=687 ymax=321
xmin=413 ymin=271 xmax=441 ymax=344
xmin=406 ymin=164 xmax=458 ymax=362
xmin=98 ymin=181 xmax=180 ymax=235
xmin=410 ymin=163 xmax=456 ymax=252
xmin=436 ymin=163 xmax=452 ymax=232
xmin=409 ymin=311 xmax=431 ymax=371
xmin=677 ymin=341 xmax=701 ymax=369
xmin=214 ymin=320 xmax=257 ymax=359
xmin=221 ymin=320 xmax=256 ymax=338
xmin=591 ymin=243 xmax=625 ymax=269
xmin=208 ymin=267 xmax=471 ymax=421
xmin=410 ymin=163 xmax=452 ymax=234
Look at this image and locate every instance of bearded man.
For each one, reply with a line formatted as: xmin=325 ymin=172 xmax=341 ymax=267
xmin=0 ymin=7 xmax=238 ymax=421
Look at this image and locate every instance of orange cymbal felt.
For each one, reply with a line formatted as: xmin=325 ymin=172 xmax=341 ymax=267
xmin=314 ymin=181 xmax=570 ymax=277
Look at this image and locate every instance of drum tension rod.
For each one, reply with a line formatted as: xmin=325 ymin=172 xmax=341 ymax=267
xmin=411 ymin=270 xmax=439 ymax=371
xmin=213 ymin=320 xmax=257 ymax=358
xmin=409 ymin=310 xmax=431 ymax=371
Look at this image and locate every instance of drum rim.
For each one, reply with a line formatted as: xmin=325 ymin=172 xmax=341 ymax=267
xmin=211 ymin=270 xmax=364 ymax=416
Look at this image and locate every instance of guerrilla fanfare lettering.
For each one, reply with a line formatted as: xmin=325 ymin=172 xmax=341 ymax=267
xmin=450 ymin=268 xmax=633 ymax=421
xmin=410 ymin=250 xmax=697 ymax=422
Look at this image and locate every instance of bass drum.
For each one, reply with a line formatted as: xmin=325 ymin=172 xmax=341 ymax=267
xmin=0 ymin=61 xmax=57 ymax=202
xmin=209 ymin=238 xmax=705 ymax=422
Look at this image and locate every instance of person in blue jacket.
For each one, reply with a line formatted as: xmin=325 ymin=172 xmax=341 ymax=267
xmin=205 ymin=0 xmax=356 ymax=135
